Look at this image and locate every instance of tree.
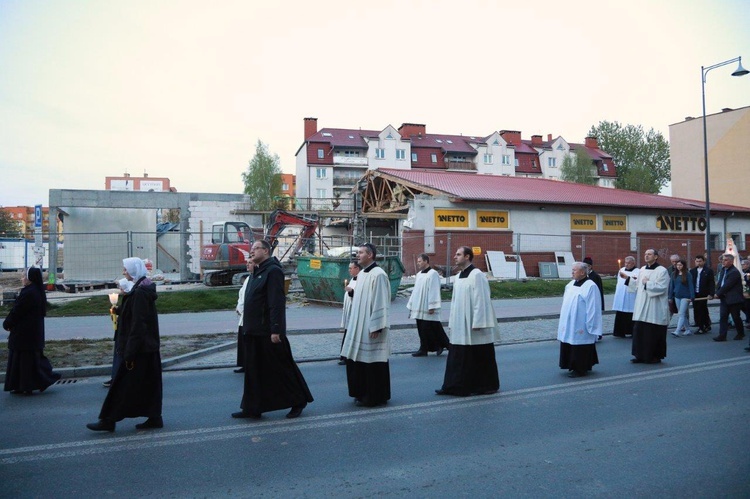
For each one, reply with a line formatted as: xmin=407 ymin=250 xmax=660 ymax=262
xmin=587 ymin=121 xmax=670 ymax=193
xmin=560 ymin=148 xmax=598 ymax=185
xmin=241 ymin=140 xmax=283 ymax=210
xmin=0 ymin=209 xmax=23 ymax=238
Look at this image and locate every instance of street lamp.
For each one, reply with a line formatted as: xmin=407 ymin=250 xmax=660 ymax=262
xmin=701 ymin=56 xmax=748 ymax=267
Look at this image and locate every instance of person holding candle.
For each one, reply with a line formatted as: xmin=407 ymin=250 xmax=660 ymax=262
xmin=87 ymin=258 xmax=163 ymax=432
xmin=612 ymin=256 xmax=638 ymax=338
xmin=102 ymin=278 xmax=134 ymax=388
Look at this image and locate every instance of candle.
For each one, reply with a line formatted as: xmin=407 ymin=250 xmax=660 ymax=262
xmin=617 ymin=259 xmax=621 ymax=268
xmin=344 ymin=279 xmax=348 ymax=287
xmin=108 ymin=293 xmax=119 ymax=306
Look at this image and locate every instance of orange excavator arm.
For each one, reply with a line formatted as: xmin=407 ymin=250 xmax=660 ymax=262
xmin=264 ymin=210 xmax=319 ymax=259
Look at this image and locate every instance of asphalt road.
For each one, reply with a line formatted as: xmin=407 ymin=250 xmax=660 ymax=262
xmin=1 ymin=334 xmax=748 ymax=497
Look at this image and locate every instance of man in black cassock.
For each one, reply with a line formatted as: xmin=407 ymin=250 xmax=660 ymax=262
xmin=232 ymin=239 xmax=312 ymax=420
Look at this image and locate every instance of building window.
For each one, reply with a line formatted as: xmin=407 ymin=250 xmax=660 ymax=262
xmin=514 ymin=158 xmax=519 ymax=167
xmin=316 ymin=168 xmax=327 ymax=179
xmin=502 ymin=155 xmax=510 ymax=165
xmin=431 ymin=153 xmax=437 ymax=163
xmin=316 ymin=188 xmax=326 ymax=198
xmin=483 ymin=154 xmax=493 ymax=164
xmin=396 ymin=149 xmax=405 ymax=160
xmin=282 ymin=183 xmax=289 ymax=191
xmin=411 ymin=152 xmax=417 ymax=162
xmin=532 ymin=159 xmax=538 ymax=169
xmin=376 ymin=148 xmax=385 ymax=159
xmin=344 ymin=150 xmax=360 ymax=157
xmin=317 ymin=149 xmax=324 ymax=159
xmin=548 ymin=157 xmax=556 ymax=167
xmin=602 ymin=162 xmax=609 ymax=172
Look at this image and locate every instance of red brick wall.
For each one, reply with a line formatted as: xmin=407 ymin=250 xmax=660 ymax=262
xmin=306 ymin=142 xmax=333 ymax=164
xmin=571 ymin=232 xmax=636 ymax=275
xmin=637 ymin=233 xmax=706 ymax=266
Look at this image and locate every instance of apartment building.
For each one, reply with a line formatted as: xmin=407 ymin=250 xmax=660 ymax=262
xmin=669 ymin=105 xmax=750 ymax=209
xmin=294 ymin=117 xmax=617 ymax=205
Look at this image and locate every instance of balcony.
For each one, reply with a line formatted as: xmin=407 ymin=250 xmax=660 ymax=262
xmin=445 ymin=158 xmax=476 ymax=171
xmin=333 ymin=155 xmax=368 ymax=166
xmin=333 ymin=177 xmax=359 ymax=187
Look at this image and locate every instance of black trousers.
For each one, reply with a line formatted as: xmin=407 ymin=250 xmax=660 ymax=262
xmin=693 ymin=295 xmax=711 ymax=330
xmin=718 ymin=302 xmax=745 ymax=338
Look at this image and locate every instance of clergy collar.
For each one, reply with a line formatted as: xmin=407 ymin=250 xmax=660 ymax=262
xmin=573 ymin=276 xmax=589 ymax=287
xmin=363 ymin=262 xmax=378 ymax=273
xmin=351 ymin=275 xmax=358 ymax=281
xmin=644 ymin=262 xmax=661 ymax=270
xmin=458 ymin=264 xmax=475 ymax=278
xmin=420 ymin=266 xmax=431 ymax=274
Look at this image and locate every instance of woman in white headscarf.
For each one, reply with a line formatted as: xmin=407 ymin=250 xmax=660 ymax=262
xmin=87 ymin=257 xmax=163 ymax=432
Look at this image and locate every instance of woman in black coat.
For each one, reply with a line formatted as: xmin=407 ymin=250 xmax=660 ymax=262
xmin=3 ymin=267 xmax=60 ymax=394
xmin=87 ymin=257 xmax=163 ymax=432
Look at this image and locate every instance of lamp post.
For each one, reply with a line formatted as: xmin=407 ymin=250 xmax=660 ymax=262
xmin=701 ymin=56 xmax=748 ymax=267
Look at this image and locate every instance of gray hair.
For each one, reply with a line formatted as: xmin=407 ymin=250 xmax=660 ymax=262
xmin=624 ymin=256 xmax=636 ymax=263
xmin=573 ymin=262 xmax=590 ymax=273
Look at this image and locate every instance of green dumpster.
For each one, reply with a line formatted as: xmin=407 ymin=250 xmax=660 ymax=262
xmin=296 ymin=256 xmax=405 ymax=304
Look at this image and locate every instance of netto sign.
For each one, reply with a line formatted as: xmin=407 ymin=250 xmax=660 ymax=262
xmin=476 ymin=210 xmax=509 ymax=229
xmin=570 ymin=214 xmax=597 ymax=230
xmin=434 ymin=209 xmax=469 ymax=228
xmin=656 ymin=215 xmax=707 ymax=232
xmin=602 ymin=215 xmax=627 ymax=231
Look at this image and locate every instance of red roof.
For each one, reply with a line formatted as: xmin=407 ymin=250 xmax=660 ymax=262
xmin=375 ymin=168 xmax=750 ymax=213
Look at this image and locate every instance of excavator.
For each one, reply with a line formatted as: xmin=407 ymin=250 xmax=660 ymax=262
xmin=200 ymin=210 xmax=318 ymax=286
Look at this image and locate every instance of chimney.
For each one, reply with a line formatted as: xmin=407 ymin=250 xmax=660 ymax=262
xmin=584 ymin=136 xmax=598 ymax=149
xmin=500 ymin=130 xmax=521 ymax=145
xmin=398 ymin=123 xmax=426 ymax=139
xmin=547 ymin=134 xmax=552 ymax=142
xmin=304 ymin=117 xmax=318 ymax=140
xmin=531 ymin=135 xmax=542 ymax=146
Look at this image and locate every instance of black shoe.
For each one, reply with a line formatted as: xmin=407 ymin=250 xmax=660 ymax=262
xmin=630 ymin=358 xmax=644 ymax=363
xmin=435 ymin=389 xmax=448 ymax=395
xmin=231 ymin=411 xmax=261 ymax=419
xmin=567 ymin=371 xmax=586 ymax=378
xmin=733 ymin=334 xmax=745 ymax=341
xmin=745 ymin=346 xmax=750 ymax=352
xmin=135 ymin=417 xmax=163 ymax=429
xmin=87 ymin=419 xmax=115 ymax=432
xmin=233 ymin=367 xmax=245 ymax=374
xmin=411 ymin=350 xmax=427 ymax=357
xmin=286 ymin=403 xmax=306 ymax=419
xmin=102 ymin=379 xmax=112 ymax=388
xmin=713 ymin=336 xmax=727 ymax=342
xmin=337 ymin=359 xmax=346 ymax=365
xmin=436 ymin=348 xmax=444 ymax=356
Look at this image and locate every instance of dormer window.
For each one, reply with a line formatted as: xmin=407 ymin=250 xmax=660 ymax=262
xmin=322 ymin=132 xmax=332 ymax=137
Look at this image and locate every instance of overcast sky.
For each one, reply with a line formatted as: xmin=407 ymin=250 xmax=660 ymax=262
xmin=1 ymin=0 xmax=748 ymax=207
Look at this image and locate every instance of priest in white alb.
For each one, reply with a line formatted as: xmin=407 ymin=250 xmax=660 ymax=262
xmin=407 ymin=253 xmax=450 ymax=357
xmin=612 ymin=256 xmax=638 ymax=338
xmin=436 ymin=246 xmax=500 ymax=396
xmin=558 ymin=261 xmax=602 ymax=377
xmin=341 ymin=243 xmax=391 ymax=407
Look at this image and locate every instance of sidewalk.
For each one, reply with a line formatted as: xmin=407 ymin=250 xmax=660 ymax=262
xmin=166 ymin=313 xmax=618 ymax=371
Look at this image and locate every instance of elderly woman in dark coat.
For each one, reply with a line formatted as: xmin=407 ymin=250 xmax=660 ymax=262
xmin=3 ymin=267 xmax=60 ymax=394
xmin=87 ymin=258 xmax=163 ymax=432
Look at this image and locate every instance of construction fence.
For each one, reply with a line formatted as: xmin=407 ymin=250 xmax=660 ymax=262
xmin=1 ymin=230 xmax=744 ymax=284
